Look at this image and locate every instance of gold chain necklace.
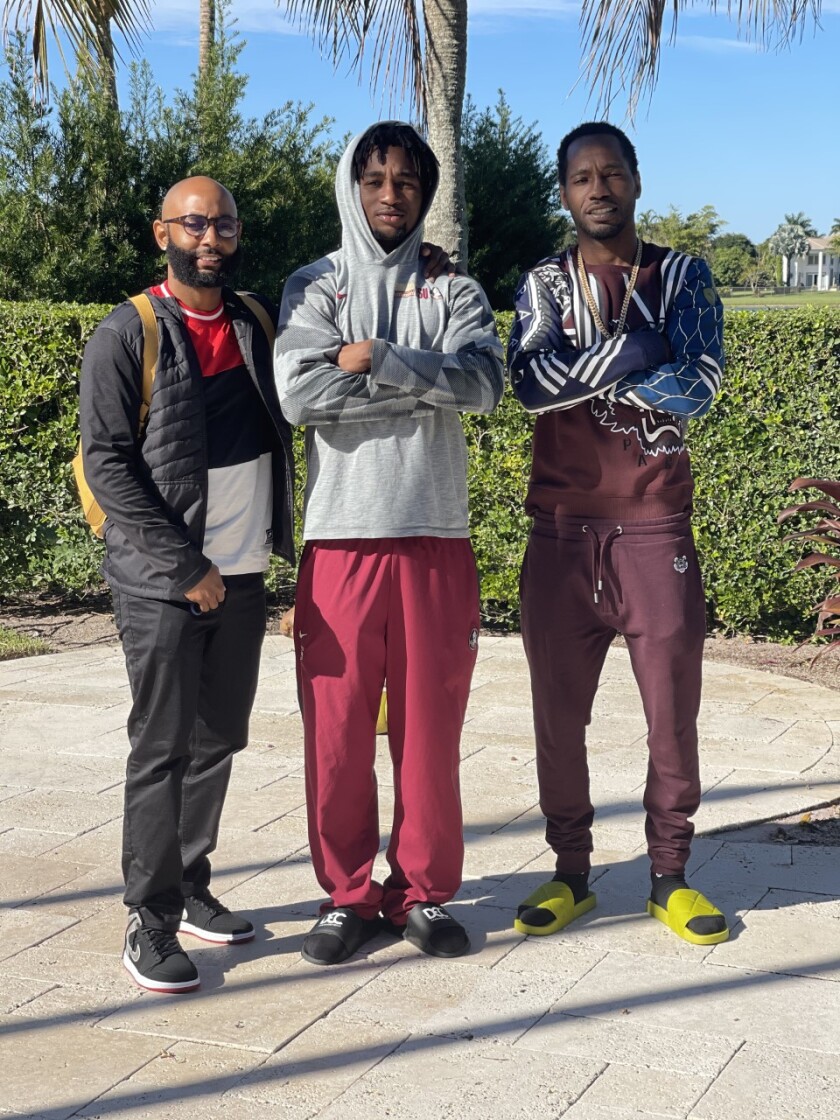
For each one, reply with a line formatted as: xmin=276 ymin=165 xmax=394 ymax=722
xmin=575 ymin=238 xmax=643 ymax=339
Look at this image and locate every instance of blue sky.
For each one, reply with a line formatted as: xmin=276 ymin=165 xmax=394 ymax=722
xmin=94 ymin=2 xmax=840 ymax=242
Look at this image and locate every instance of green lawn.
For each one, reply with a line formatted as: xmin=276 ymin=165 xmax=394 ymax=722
xmin=721 ymin=290 xmax=840 ymax=309
xmin=0 ymin=625 xmax=49 ymax=661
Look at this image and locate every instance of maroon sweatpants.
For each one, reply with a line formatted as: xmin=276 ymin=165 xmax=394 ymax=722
xmin=295 ymin=537 xmax=480 ymax=923
xmin=520 ymin=512 xmax=706 ymax=876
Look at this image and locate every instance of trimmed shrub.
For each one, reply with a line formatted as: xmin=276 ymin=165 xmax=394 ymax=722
xmin=0 ymin=298 xmax=306 ymax=598
xmin=468 ymin=309 xmax=840 ymax=638
xmin=0 ymin=301 xmax=107 ymax=592
xmin=692 ymin=309 xmax=840 ymax=638
xmin=1 ymin=300 xmax=839 ymax=639
xmin=464 ymin=311 xmax=530 ymax=628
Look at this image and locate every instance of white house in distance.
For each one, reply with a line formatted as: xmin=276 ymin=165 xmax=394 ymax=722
xmin=786 ymin=236 xmax=839 ymax=290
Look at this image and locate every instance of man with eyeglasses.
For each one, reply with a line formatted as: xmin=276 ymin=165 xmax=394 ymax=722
xmin=79 ymin=176 xmax=296 ymax=993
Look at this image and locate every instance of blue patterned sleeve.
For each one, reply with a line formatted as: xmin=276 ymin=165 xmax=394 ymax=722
xmin=508 ymin=265 xmax=669 ymax=415
xmin=612 ymin=257 xmax=724 ymax=418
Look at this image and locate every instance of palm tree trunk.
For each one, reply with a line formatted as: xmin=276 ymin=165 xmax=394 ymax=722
xmin=199 ymin=0 xmax=216 ymax=79
xmin=422 ymin=0 xmax=468 ymax=265
xmin=90 ymin=0 xmax=118 ymax=107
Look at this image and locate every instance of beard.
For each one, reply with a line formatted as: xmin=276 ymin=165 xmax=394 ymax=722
xmin=580 ymin=221 xmax=624 ymax=241
xmin=372 ymin=227 xmax=410 ymax=250
xmin=576 ymin=211 xmax=631 ymax=242
xmin=166 ymin=243 xmax=243 ymax=288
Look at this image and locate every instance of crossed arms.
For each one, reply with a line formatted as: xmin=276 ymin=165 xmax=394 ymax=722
xmin=508 ymin=255 xmax=724 ymax=418
xmin=274 ymin=269 xmax=504 ymax=425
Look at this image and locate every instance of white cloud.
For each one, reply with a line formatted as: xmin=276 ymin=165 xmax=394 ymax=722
xmin=469 ymin=0 xmax=577 ymax=27
xmin=470 ymin=0 xmax=576 ymax=13
xmin=145 ymin=0 xmax=578 ymax=38
xmin=147 ymin=1 xmax=296 ymax=36
xmin=676 ymin=35 xmax=757 ymax=54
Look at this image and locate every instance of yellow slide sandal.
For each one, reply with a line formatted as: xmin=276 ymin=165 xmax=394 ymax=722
xmin=646 ymin=888 xmax=729 ymax=946
xmin=514 ymin=881 xmax=596 ymax=936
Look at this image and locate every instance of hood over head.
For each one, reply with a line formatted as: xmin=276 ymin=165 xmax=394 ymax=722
xmin=336 ymin=121 xmax=439 ymax=265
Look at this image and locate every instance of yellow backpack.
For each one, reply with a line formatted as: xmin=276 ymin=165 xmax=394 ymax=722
xmin=72 ymin=290 xmax=275 ymax=539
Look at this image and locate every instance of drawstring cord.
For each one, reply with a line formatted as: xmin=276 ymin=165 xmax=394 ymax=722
xmin=582 ymin=525 xmax=623 ymax=603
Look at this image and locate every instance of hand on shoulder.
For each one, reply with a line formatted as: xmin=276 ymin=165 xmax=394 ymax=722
xmin=420 ymin=242 xmax=463 ymax=281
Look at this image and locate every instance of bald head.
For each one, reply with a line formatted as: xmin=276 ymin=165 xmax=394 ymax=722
xmin=153 ymin=176 xmax=242 ymax=305
xmin=160 ymin=176 xmax=237 ymax=221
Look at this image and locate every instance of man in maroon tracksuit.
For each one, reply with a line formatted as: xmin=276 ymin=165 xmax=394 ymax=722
xmin=507 ymin=122 xmax=729 ymax=946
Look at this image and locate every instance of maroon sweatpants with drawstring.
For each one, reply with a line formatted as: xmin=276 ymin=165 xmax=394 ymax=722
xmin=520 ymin=511 xmax=706 ymax=876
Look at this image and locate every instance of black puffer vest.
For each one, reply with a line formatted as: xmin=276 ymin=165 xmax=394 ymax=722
xmin=91 ymin=288 xmax=295 ymax=598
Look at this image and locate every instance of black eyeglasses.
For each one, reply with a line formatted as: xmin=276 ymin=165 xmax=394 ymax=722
xmin=162 ymin=214 xmax=239 ymax=239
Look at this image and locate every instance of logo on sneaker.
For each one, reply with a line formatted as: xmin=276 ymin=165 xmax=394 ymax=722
xmin=127 ymin=935 xmax=142 ymax=963
xmin=469 ymin=628 xmax=479 ymax=651
xmin=421 ymin=906 xmax=449 ymax=922
xmin=320 ymin=910 xmax=347 ymax=927
xmin=673 ymin=555 xmax=689 ymax=574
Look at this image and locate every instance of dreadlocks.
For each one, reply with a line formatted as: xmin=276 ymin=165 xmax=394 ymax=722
xmin=352 ymin=122 xmax=438 ymax=204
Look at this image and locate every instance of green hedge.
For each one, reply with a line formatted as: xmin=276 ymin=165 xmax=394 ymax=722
xmin=0 ymin=301 xmax=105 ymax=593
xmin=690 ymin=309 xmax=840 ymax=637
xmin=1 ymin=299 xmax=839 ymax=639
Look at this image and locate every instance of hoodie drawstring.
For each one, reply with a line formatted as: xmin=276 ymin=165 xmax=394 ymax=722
xmin=582 ymin=524 xmax=623 ymax=604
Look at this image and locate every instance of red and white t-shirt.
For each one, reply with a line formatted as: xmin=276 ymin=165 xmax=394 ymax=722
xmin=152 ymin=283 xmax=274 ymax=574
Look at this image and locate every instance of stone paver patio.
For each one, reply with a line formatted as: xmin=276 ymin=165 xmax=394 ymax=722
xmin=1 ymin=634 xmax=839 ymax=1119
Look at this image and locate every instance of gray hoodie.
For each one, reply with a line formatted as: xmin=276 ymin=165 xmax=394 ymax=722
xmin=274 ymin=123 xmax=504 ymax=540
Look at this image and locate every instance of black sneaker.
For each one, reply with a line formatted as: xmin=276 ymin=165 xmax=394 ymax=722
xmin=123 ymin=912 xmax=200 ymax=993
xmin=179 ymin=887 xmax=255 ymax=944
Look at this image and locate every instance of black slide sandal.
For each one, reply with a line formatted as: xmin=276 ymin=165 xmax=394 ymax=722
xmin=301 ymin=909 xmax=381 ymax=966
xmin=404 ymin=904 xmax=470 ymax=958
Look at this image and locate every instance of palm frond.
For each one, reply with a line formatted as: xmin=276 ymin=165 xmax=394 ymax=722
xmin=782 ymin=474 xmax=840 ymax=652
xmin=794 ymin=554 xmax=840 ymax=572
xmin=3 ymin=1 xmax=150 ymax=93
xmin=579 ymin=0 xmax=821 ymax=118
xmin=788 ymin=477 xmax=840 ymax=501
xmin=728 ymin=0 xmax=821 ymax=49
xmin=283 ymin=0 xmax=426 ymax=122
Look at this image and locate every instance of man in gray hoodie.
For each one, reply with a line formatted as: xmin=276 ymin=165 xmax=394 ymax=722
xmin=275 ymin=122 xmax=504 ymax=966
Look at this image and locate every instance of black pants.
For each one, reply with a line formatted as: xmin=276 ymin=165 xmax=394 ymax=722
xmin=113 ymin=573 xmax=266 ymax=929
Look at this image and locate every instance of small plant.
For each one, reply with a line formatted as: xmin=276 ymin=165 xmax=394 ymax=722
xmin=0 ymin=624 xmax=49 ymax=661
xmin=778 ymin=479 xmax=840 ymax=656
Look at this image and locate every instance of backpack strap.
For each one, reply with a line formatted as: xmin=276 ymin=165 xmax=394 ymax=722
xmin=73 ymin=292 xmax=158 ymax=540
xmin=128 ymin=293 xmax=158 ymax=432
xmin=236 ymin=291 xmax=276 ymax=346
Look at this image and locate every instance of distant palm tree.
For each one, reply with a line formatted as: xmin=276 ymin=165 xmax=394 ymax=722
xmin=783 ymin=211 xmax=817 ymax=237
xmin=579 ymin=0 xmax=822 ymax=117
xmin=282 ymin=0 xmax=468 ymax=262
xmin=636 ymin=209 xmax=660 ymax=242
xmin=1 ymin=0 xmax=150 ymax=103
xmin=769 ymin=222 xmax=809 ymax=287
xmin=199 ymin=0 xmax=215 ymax=79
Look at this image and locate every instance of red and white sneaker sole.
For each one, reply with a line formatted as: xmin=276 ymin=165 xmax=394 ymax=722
xmin=178 ymin=920 xmax=255 ymax=944
xmin=122 ymin=952 xmax=200 ymax=993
